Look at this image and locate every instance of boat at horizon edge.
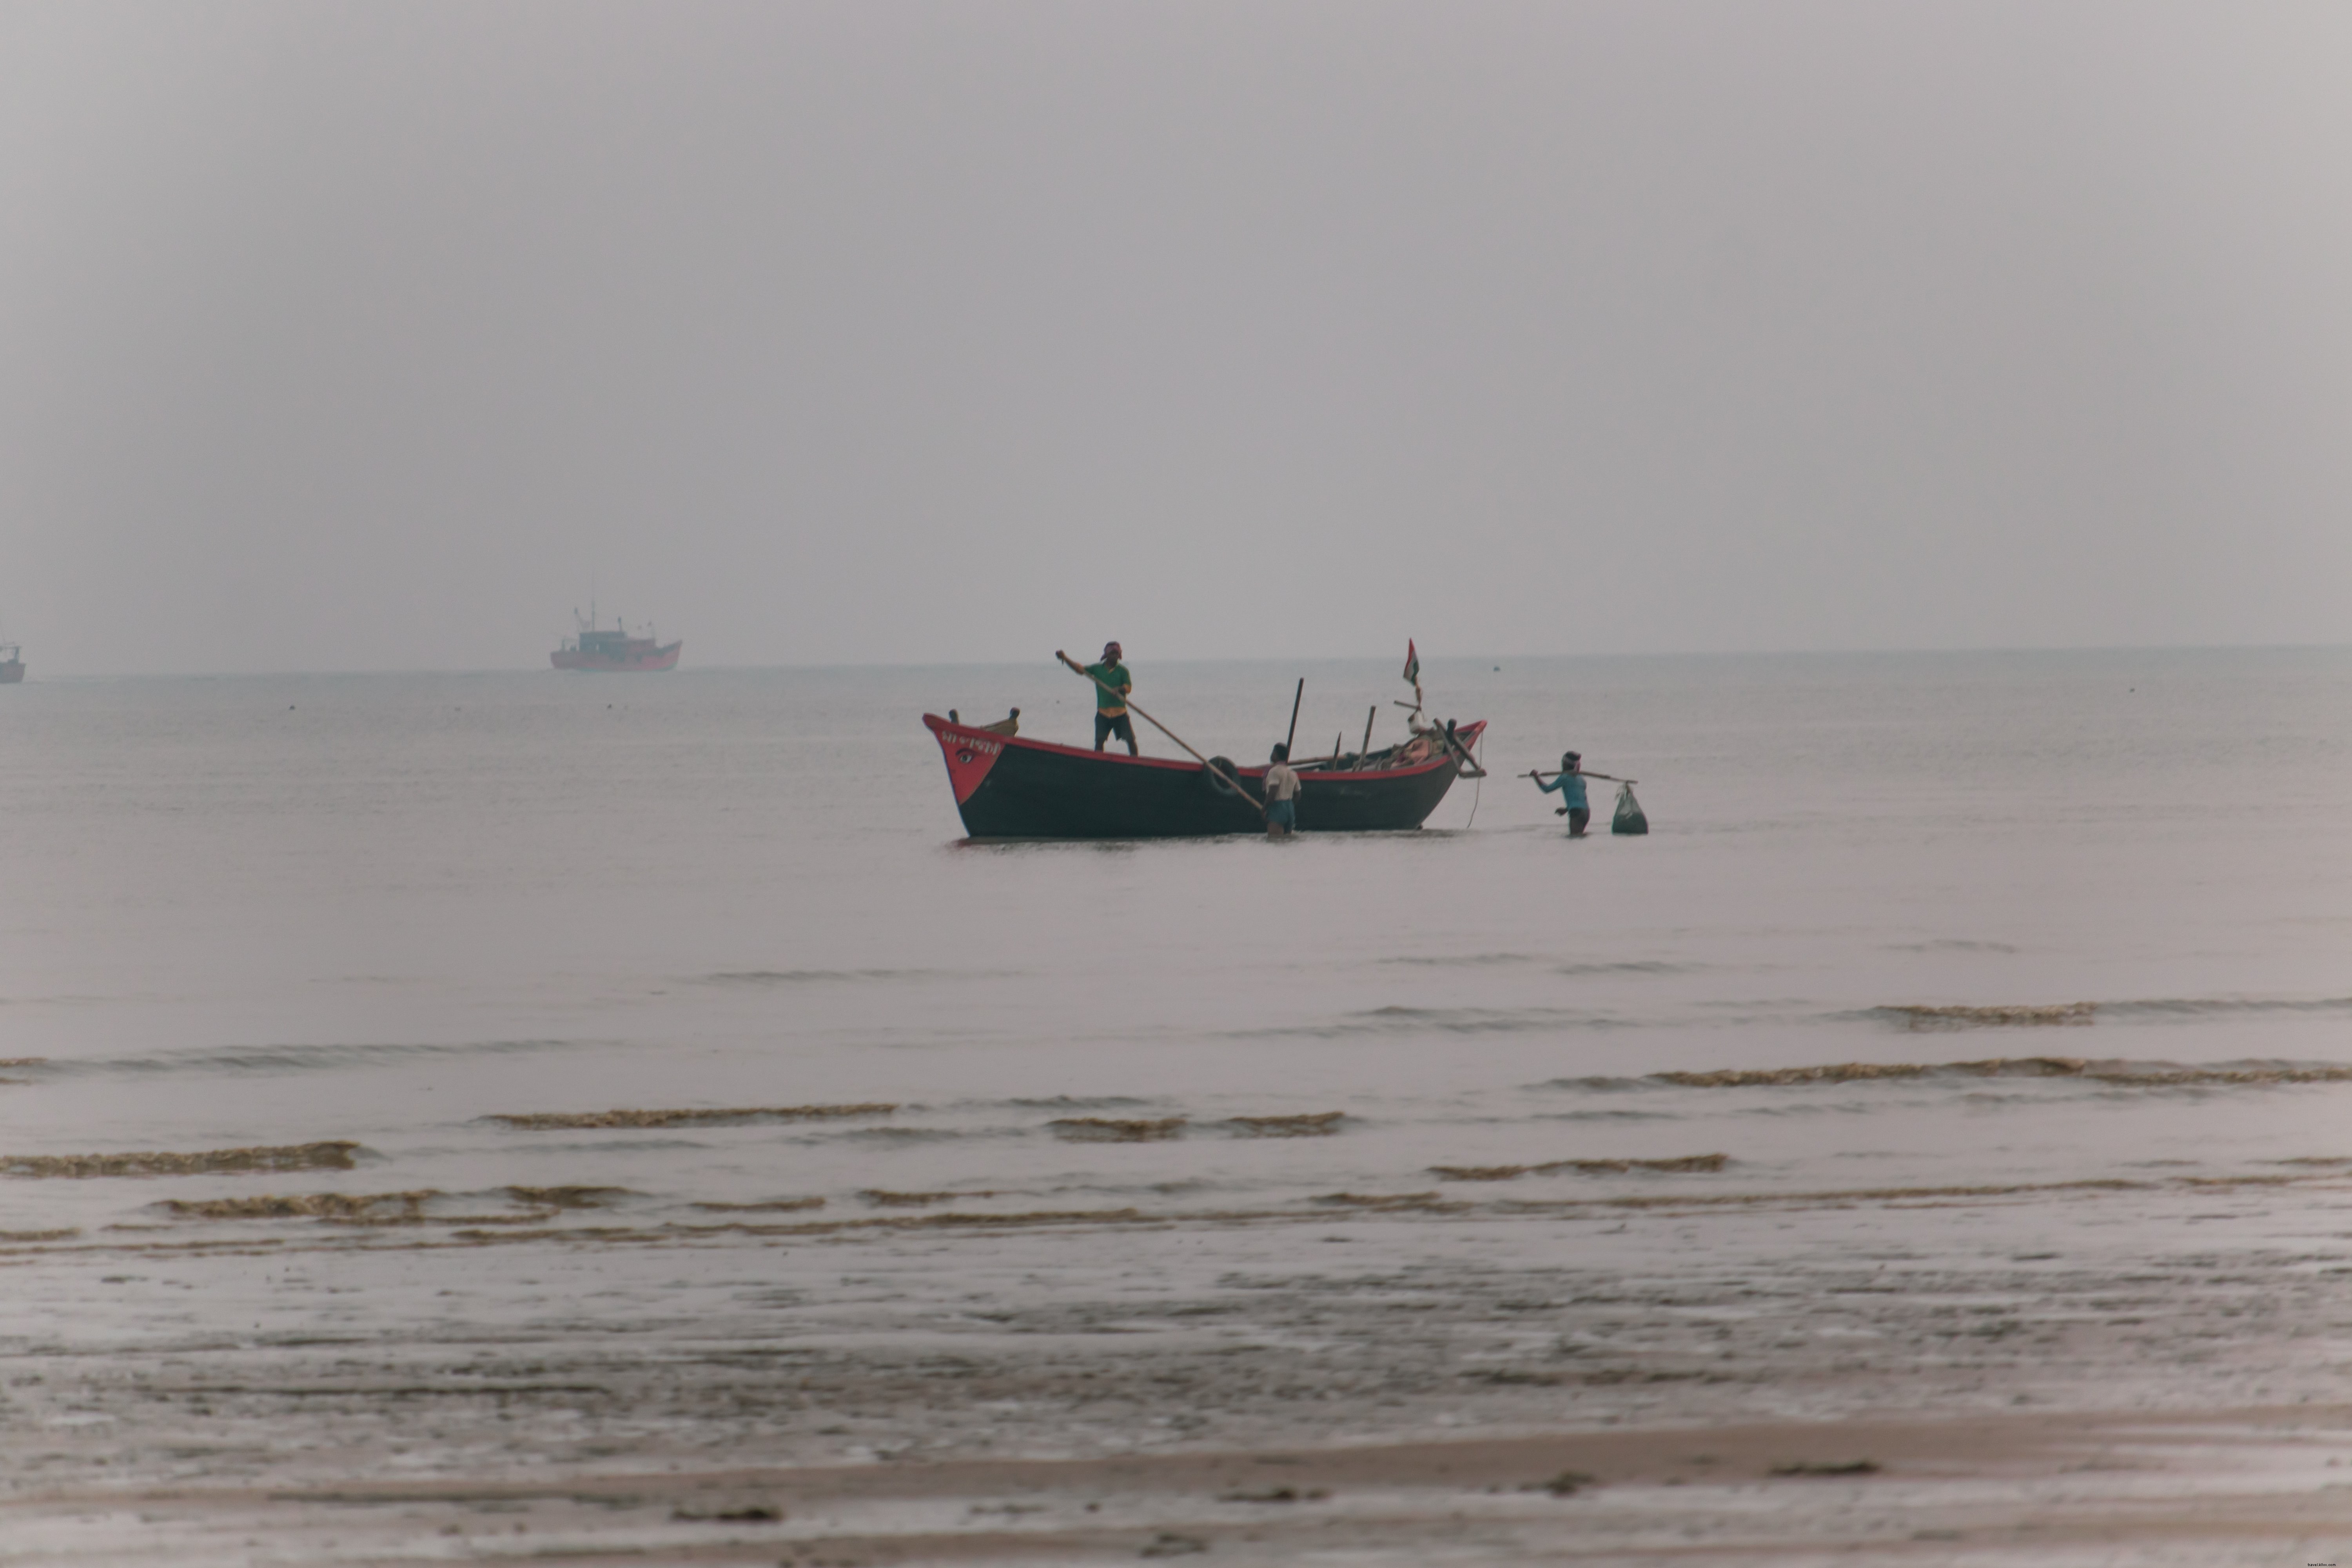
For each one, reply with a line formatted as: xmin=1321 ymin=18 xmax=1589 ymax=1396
xmin=551 ymin=608 xmax=680 ymax=672
xmin=0 ymin=644 xmax=22 ymax=684
xmin=923 ymin=711 xmax=1487 ymax=840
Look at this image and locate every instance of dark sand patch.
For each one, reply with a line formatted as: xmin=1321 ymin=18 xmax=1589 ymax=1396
xmin=3 ymin=1142 xmax=360 ymax=1179
xmin=487 ymin=1104 xmax=895 ymax=1129
xmin=1770 ymin=1459 xmax=1882 ymax=1476
xmin=159 ymin=1191 xmax=436 ymax=1221
xmin=1881 ymin=1003 xmax=2097 ymax=1030
xmin=1433 ymin=1154 xmax=1728 ymax=1181
xmin=1227 ymin=1112 xmax=1345 ymax=1137
xmin=1312 ymin=1192 xmax=1466 ymax=1213
xmin=1049 ymin=1117 xmax=1186 ymax=1142
xmin=1660 ymin=1056 xmax=2352 ymax=1089
xmin=505 ymin=1186 xmax=633 ymax=1209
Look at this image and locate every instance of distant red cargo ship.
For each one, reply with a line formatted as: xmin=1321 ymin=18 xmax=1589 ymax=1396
xmin=551 ymin=614 xmax=680 ymax=672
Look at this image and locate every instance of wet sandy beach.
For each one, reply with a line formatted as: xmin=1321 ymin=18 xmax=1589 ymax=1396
xmin=7 ymin=1152 xmax=2352 ymax=1564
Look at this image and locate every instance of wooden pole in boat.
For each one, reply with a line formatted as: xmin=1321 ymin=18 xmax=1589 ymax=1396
xmin=1283 ymin=678 xmax=1303 ymax=758
xmin=1356 ymin=705 xmax=1377 ymax=769
xmin=1055 ymin=652 xmax=1265 ymax=814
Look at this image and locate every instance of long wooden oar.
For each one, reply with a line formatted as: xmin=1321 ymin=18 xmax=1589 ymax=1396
xmin=1056 ymin=652 xmax=1264 ymax=813
xmin=1527 ymin=768 xmax=1635 ymax=783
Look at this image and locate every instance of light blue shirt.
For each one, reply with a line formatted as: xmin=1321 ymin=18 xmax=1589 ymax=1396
xmin=1537 ymin=771 xmax=1588 ymax=810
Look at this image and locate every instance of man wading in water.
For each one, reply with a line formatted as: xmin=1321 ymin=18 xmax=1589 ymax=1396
xmin=1085 ymin=642 xmax=1137 ymax=755
xmin=1529 ymin=750 xmax=1627 ymax=837
xmin=1263 ymin=742 xmax=1302 ymax=838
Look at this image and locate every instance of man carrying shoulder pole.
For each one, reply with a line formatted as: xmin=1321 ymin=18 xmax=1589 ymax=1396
xmin=1526 ymin=750 xmax=1632 ymax=838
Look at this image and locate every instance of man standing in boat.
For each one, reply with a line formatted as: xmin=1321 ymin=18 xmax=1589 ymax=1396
xmin=1085 ymin=641 xmax=1138 ymax=755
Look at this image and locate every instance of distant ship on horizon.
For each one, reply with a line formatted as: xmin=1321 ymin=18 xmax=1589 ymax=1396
xmin=552 ymin=605 xmax=680 ymax=673
xmin=0 ymin=644 xmax=22 ymax=684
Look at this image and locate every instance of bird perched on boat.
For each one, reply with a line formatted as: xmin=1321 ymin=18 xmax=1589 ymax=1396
xmin=978 ymin=708 xmax=1020 ymax=737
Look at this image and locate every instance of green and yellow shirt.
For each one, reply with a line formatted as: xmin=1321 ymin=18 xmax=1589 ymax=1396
xmin=1083 ymin=661 xmax=1132 ymax=715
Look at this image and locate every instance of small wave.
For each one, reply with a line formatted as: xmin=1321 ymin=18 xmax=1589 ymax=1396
xmin=159 ymin=1190 xmax=436 ymax=1221
xmin=691 ymin=1196 xmax=825 ymax=1212
xmin=1050 ymin=1117 xmax=1186 ymax=1143
xmin=674 ymin=1207 xmax=1153 ymax=1238
xmin=1872 ymin=1004 xmax=2095 ymax=1031
xmin=1658 ymin=1059 xmax=2082 ymax=1087
xmin=1861 ymin=996 xmax=2352 ymax=1031
xmin=62 ymin=1039 xmax=582 ymax=1077
xmin=504 ymin=1185 xmax=632 ymax=1210
xmin=1238 ymin=1006 xmax=1633 ymax=1040
xmin=4 ymin=1142 xmax=360 ymax=1179
xmin=1311 ymin=1192 xmax=1466 ymax=1212
xmin=1378 ymin=958 xmax=1696 ymax=976
xmin=2101 ymin=996 xmax=2352 ymax=1020
xmin=1887 ymin=940 xmax=2020 ymax=954
xmin=1227 ymin=1113 xmax=1346 ymax=1138
xmin=842 ymin=1125 xmax=985 ymax=1145
xmin=1651 ymin=1058 xmax=2352 ymax=1089
xmin=697 ymin=968 xmax=976 ymax=985
xmin=1431 ymin=1154 xmax=1728 ymax=1182
xmin=999 ymin=1095 xmax=1159 ymax=1111
xmin=858 ymin=1189 xmax=998 ymax=1207
xmin=486 ymin=1103 xmax=895 ymax=1130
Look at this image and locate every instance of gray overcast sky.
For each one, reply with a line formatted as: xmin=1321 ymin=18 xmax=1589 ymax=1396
xmin=2 ymin=2 xmax=2347 ymax=674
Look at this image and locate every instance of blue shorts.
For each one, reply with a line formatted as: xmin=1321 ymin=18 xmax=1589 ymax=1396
xmin=1267 ymin=799 xmax=1297 ymax=829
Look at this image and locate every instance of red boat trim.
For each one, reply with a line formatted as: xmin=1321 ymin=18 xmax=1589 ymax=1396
xmin=920 ymin=714 xmax=1481 ymax=784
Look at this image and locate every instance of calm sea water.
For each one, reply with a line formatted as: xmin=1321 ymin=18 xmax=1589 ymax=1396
xmin=2 ymin=649 xmax=2350 ymax=1338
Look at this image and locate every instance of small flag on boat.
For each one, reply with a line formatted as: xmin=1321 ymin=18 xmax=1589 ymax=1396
xmin=1401 ymin=640 xmax=1419 ymax=686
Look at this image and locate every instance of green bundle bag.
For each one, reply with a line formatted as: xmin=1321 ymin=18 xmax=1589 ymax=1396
xmin=1611 ymin=782 xmax=1648 ymax=836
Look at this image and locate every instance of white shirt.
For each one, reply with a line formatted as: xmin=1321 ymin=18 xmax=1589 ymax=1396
xmin=1266 ymin=761 xmax=1302 ymax=802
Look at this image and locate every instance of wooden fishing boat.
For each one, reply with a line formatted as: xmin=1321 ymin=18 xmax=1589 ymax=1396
xmin=923 ymin=713 xmax=1486 ymax=840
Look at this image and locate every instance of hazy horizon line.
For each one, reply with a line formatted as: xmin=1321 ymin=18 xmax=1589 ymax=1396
xmin=13 ymin=640 xmax=2349 ymax=683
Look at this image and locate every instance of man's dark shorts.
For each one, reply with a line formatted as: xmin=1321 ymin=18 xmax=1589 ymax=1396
xmin=1568 ymin=807 xmax=1591 ymax=836
xmin=1094 ymin=711 xmax=1136 ymax=745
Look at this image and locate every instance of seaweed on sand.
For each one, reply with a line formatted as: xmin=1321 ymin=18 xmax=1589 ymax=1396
xmin=1049 ymin=1117 xmax=1186 ymax=1142
xmin=3 ymin=1142 xmax=360 ymax=1179
xmin=1227 ymin=1113 xmax=1345 ymax=1137
xmin=486 ymin=1104 xmax=895 ymax=1129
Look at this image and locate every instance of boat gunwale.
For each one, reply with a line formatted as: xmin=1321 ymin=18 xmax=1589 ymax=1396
xmin=922 ymin=713 xmax=1481 ymax=784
